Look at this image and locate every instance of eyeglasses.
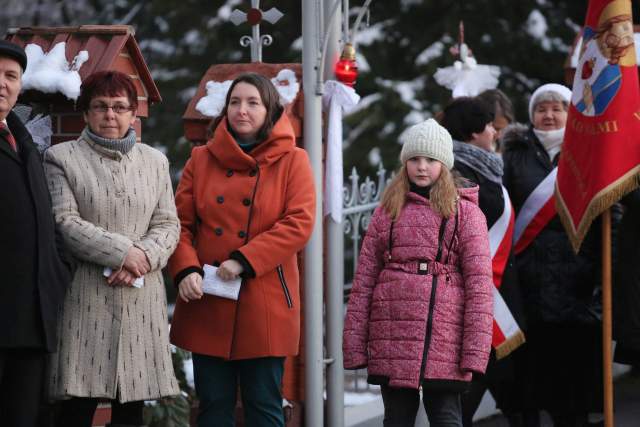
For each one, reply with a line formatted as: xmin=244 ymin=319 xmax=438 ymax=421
xmin=88 ymin=103 xmax=134 ymax=114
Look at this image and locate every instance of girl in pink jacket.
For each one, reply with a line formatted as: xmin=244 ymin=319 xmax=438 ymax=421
xmin=343 ymin=119 xmax=494 ymax=427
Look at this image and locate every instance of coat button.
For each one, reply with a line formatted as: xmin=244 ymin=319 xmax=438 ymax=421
xmin=226 ymin=169 xmax=234 ymax=177
xmin=249 ymin=169 xmax=257 ymax=177
xmin=243 ymin=198 xmax=251 ymax=206
xmin=217 ymin=196 xmax=224 ymax=203
xmin=238 ymin=231 xmax=246 ymax=238
xmin=215 ymin=227 xmax=223 ymax=236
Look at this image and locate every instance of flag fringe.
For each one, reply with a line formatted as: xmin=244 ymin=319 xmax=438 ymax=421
xmin=556 ymin=167 xmax=640 ymax=253
xmin=494 ymin=330 xmax=526 ymax=360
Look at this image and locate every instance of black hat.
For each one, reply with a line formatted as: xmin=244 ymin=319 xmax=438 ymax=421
xmin=0 ymin=40 xmax=27 ymax=71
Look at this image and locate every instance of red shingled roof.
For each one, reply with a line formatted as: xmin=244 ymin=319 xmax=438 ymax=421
xmin=5 ymin=25 xmax=161 ymax=106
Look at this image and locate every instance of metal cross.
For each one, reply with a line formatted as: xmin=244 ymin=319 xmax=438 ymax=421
xmin=229 ymin=0 xmax=284 ymax=62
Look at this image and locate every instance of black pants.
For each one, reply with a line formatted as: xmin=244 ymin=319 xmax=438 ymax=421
xmin=192 ymin=354 xmax=285 ymax=427
xmin=381 ymin=385 xmax=462 ymax=427
xmin=0 ymin=348 xmax=46 ymax=427
xmin=57 ymin=397 xmax=144 ymax=426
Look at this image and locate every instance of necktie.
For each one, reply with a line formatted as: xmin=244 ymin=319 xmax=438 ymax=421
xmin=0 ymin=123 xmax=17 ymax=152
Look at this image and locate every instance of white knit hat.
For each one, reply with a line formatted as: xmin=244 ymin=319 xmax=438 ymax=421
xmin=399 ymin=119 xmax=454 ymax=169
xmin=528 ymin=83 xmax=572 ymax=122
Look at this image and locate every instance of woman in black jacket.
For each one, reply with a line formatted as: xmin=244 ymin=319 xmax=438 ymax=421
xmin=502 ymin=83 xmax=603 ymax=427
xmin=441 ymin=97 xmax=527 ymax=427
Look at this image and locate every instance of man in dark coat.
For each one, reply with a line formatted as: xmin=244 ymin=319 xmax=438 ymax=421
xmin=0 ymin=40 xmax=72 ymax=427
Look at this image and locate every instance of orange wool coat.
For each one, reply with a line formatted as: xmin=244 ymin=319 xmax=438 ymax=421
xmin=169 ymin=114 xmax=315 ymax=359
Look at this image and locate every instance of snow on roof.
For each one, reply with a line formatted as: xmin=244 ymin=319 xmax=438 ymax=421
xmin=195 ymin=68 xmax=300 ymax=117
xmin=195 ymin=80 xmax=232 ymax=117
xmin=21 ymin=42 xmax=89 ymax=100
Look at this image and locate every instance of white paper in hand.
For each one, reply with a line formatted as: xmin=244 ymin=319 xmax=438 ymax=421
xmin=103 ymin=267 xmax=144 ymax=288
xmin=202 ymin=264 xmax=242 ymax=300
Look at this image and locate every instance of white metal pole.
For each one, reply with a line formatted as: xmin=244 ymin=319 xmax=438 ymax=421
xmin=324 ymin=1 xmax=345 ymax=426
xmin=302 ymin=0 xmax=324 ymax=426
xmin=251 ymin=0 xmax=260 ymax=61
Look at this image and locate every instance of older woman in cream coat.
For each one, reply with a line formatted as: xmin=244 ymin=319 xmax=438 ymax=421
xmin=43 ymin=71 xmax=179 ymax=427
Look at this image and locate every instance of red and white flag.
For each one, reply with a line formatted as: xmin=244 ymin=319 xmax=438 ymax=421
xmin=489 ymin=186 xmax=525 ymax=359
xmin=556 ymin=0 xmax=640 ymax=251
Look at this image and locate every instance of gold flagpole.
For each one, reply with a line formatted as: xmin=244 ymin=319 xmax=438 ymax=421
xmin=602 ymin=208 xmax=613 ymax=427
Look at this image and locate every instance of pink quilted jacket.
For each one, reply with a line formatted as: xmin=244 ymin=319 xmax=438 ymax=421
xmin=343 ymin=186 xmax=493 ymax=390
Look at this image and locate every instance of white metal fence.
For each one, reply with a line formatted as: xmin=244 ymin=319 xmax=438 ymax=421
xmin=341 ymin=163 xmax=391 ymax=391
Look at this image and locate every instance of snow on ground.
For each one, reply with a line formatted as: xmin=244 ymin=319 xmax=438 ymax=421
xmin=344 ymin=391 xmax=380 ymax=406
xmin=22 ymin=42 xmax=88 ymax=100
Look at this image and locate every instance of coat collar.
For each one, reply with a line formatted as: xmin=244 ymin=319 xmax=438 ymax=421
xmin=406 ymin=183 xmax=480 ymax=207
xmin=502 ymin=123 xmax=553 ymax=171
xmin=2 ymin=111 xmax=37 ymax=164
xmin=80 ymin=133 xmax=131 ymax=161
xmin=206 ymin=114 xmax=296 ymax=170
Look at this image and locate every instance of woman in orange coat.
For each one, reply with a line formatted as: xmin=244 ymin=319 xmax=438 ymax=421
xmin=169 ymin=73 xmax=315 ymax=427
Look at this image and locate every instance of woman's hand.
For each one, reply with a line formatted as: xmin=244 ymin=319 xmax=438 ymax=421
xmin=107 ymin=268 xmax=137 ymax=287
xmin=217 ymin=260 xmax=244 ymax=281
xmin=178 ymin=272 xmax=204 ymax=302
xmin=123 ymin=247 xmax=151 ymax=277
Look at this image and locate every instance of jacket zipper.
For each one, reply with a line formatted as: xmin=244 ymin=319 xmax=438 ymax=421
xmin=418 ymin=218 xmax=448 ymax=388
xmin=276 ymin=265 xmax=293 ymax=308
xmin=228 ymin=163 xmax=260 ymax=358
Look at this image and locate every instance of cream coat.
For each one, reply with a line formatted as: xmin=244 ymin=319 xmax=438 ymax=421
xmin=44 ymin=135 xmax=180 ymax=402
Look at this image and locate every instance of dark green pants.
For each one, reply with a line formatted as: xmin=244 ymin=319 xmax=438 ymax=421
xmin=192 ymin=354 xmax=285 ymax=427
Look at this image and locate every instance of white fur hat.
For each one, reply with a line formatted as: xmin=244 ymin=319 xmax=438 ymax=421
xmin=399 ymin=119 xmax=454 ymax=169
xmin=528 ymin=83 xmax=572 ymax=122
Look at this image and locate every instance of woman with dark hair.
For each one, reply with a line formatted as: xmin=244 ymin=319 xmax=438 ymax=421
xmin=168 ymin=72 xmax=316 ymax=426
xmin=441 ymin=97 xmax=526 ymax=427
xmin=44 ymin=70 xmax=180 ymax=427
xmin=477 ymin=89 xmax=515 ymax=150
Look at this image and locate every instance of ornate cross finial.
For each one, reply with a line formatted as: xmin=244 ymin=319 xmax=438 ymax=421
xmin=230 ymin=0 xmax=284 ymax=62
